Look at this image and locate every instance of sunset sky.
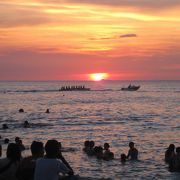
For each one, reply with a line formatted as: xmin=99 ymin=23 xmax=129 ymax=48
xmin=0 ymin=0 xmax=180 ymax=80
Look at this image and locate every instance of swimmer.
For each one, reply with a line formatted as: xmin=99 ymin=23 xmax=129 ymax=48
xmin=169 ymin=147 xmax=180 ymax=172
xmin=94 ymin=146 xmax=104 ymax=159
xmin=15 ymin=137 xmax=25 ymax=151
xmin=87 ymin=140 xmax=95 ymax=156
xmin=45 ymin=109 xmax=50 ymax=113
xmin=2 ymin=124 xmax=8 ymax=129
xmin=127 ymin=142 xmax=138 ymax=160
xmin=83 ymin=140 xmax=90 ymax=153
xmin=165 ymin=144 xmax=175 ymax=163
xmin=4 ymin=138 xmax=10 ymax=144
xmin=121 ymin=153 xmax=127 ymax=163
xmin=19 ymin=108 xmax=24 ymax=113
xmin=103 ymin=143 xmax=114 ymax=161
xmin=23 ymin=120 xmax=30 ymax=128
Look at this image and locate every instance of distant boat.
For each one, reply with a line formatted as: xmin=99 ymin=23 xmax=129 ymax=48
xmin=121 ymin=84 xmax=140 ymax=91
xmin=59 ymin=85 xmax=90 ymax=91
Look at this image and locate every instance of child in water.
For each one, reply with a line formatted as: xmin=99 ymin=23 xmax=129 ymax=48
xmin=121 ymin=153 xmax=127 ymax=163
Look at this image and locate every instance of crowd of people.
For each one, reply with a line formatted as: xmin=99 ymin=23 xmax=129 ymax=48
xmin=0 ymin=136 xmax=180 ymax=180
xmin=82 ymin=140 xmax=138 ymax=162
xmin=0 ymin=138 xmax=76 ymax=180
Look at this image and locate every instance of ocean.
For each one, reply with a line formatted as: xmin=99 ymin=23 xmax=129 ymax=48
xmin=0 ymin=80 xmax=179 ymax=180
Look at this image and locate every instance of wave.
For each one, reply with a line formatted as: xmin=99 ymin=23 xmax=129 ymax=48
xmin=1 ymin=89 xmax=179 ymax=94
xmin=1 ymin=89 xmax=114 ymax=93
xmin=91 ymin=89 xmax=114 ymax=91
xmin=4 ymin=89 xmax=58 ymax=93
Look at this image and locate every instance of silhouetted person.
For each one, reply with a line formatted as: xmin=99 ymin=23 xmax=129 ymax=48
xmin=57 ymin=141 xmax=74 ymax=173
xmin=19 ymin=109 xmax=24 ymax=113
xmin=15 ymin=137 xmax=20 ymax=143
xmin=165 ymin=144 xmax=175 ymax=163
xmin=83 ymin=140 xmax=90 ymax=153
xmin=16 ymin=141 xmax=44 ymax=180
xmin=121 ymin=153 xmax=127 ymax=164
xmin=169 ymin=147 xmax=180 ymax=172
xmin=2 ymin=124 xmax=8 ymax=129
xmin=107 ymin=152 xmax=114 ymax=160
xmin=94 ymin=146 xmax=104 ymax=159
xmin=0 ymin=143 xmax=21 ymax=180
xmin=34 ymin=139 xmax=73 ymax=180
xmin=4 ymin=138 xmax=9 ymax=144
xmin=15 ymin=137 xmax=25 ymax=151
xmin=23 ymin=120 xmax=30 ymax=128
xmin=103 ymin=143 xmax=110 ymax=153
xmin=87 ymin=141 xmax=95 ymax=156
xmin=103 ymin=143 xmax=114 ymax=161
xmin=127 ymin=142 xmax=138 ymax=160
xmin=45 ymin=109 xmax=50 ymax=113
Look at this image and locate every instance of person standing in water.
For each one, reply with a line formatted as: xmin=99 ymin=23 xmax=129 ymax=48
xmin=127 ymin=142 xmax=138 ymax=160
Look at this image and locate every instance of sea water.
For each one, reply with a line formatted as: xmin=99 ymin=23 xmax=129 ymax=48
xmin=0 ymin=80 xmax=179 ymax=180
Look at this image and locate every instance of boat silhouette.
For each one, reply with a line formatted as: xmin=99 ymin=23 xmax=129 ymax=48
xmin=59 ymin=85 xmax=90 ymax=91
xmin=121 ymin=84 xmax=140 ymax=91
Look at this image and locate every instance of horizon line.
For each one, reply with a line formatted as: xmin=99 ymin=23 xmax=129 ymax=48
xmin=0 ymin=79 xmax=179 ymax=82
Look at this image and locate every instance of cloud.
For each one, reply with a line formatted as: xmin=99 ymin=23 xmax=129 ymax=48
xmin=0 ymin=3 xmax=50 ymax=27
xmin=88 ymin=36 xmax=113 ymax=41
xmin=120 ymin=34 xmax=137 ymax=38
xmin=88 ymin=33 xmax=138 ymax=41
xmin=39 ymin=0 xmax=180 ymax=9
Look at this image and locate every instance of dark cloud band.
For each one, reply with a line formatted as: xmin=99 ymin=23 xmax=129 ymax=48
xmin=39 ymin=0 xmax=180 ymax=9
xmin=120 ymin=34 xmax=137 ymax=38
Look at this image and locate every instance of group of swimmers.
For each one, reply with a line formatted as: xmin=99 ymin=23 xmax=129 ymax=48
xmin=0 ymin=138 xmax=180 ymax=180
xmin=18 ymin=108 xmax=50 ymax=114
xmin=2 ymin=120 xmax=30 ymax=130
xmin=1 ymin=108 xmax=50 ymax=131
xmin=1 ymin=120 xmax=30 ymax=130
xmin=83 ymin=141 xmax=114 ymax=161
xmin=1 ymin=127 xmax=29 ymax=145
xmin=0 ymin=136 xmax=25 ymax=150
xmin=83 ymin=140 xmax=138 ymax=162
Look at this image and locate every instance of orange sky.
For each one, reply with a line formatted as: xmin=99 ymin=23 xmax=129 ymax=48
xmin=0 ymin=0 xmax=180 ymax=80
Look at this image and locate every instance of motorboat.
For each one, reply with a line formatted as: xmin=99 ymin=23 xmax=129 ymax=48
xmin=121 ymin=84 xmax=140 ymax=91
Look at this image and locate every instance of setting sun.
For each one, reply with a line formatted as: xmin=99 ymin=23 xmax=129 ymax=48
xmin=89 ymin=73 xmax=109 ymax=81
